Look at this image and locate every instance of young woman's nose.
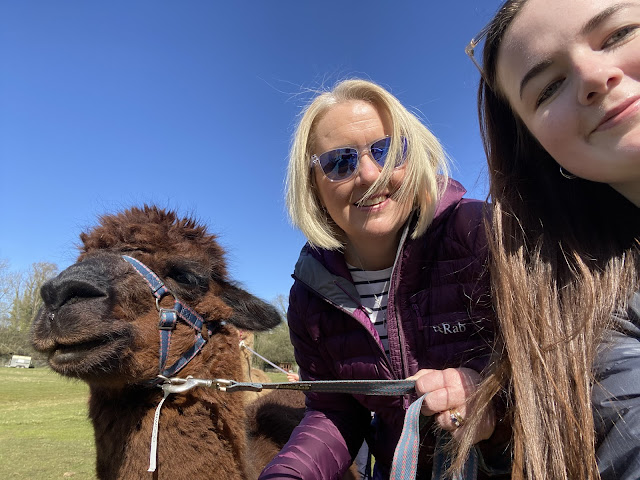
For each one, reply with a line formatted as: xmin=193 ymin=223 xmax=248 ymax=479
xmin=575 ymin=53 xmax=623 ymax=105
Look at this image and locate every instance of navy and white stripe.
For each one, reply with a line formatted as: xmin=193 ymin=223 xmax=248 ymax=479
xmin=348 ymin=265 xmax=391 ymax=357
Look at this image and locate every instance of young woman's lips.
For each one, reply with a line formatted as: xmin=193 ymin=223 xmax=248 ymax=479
xmin=595 ymin=97 xmax=640 ymax=133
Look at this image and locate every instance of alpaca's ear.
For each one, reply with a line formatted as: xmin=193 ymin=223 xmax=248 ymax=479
xmin=221 ymin=283 xmax=282 ymax=331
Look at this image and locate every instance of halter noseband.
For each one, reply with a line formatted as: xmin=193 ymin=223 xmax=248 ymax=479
xmin=122 ymin=255 xmax=225 ymax=380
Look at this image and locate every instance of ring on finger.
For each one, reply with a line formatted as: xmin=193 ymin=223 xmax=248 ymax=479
xmin=449 ymin=409 xmax=465 ymax=428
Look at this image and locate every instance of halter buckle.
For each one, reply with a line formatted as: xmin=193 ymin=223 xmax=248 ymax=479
xmin=158 ymin=308 xmax=178 ymax=330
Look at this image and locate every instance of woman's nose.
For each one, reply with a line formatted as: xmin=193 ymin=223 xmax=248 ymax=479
xmin=575 ymin=53 xmax=623 ymax=105
xmin=355 ymin=152 xmax=381 ymax=184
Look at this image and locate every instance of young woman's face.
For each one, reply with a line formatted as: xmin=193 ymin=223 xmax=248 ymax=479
xmin=311 ymin=100 xmax=411 ymax=268
xmin=497 ymin=0 xmax=640 ymax=205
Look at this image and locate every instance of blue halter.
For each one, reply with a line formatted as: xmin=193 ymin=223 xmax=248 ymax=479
xmin=122 ymin=255 xmax=225 ymax=379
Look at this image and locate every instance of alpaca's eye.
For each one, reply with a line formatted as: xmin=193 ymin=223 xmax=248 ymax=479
xmin=166 ymin=267 xmax=208 ymax=290
xmin=167 ymin=269 xmax=198 ymax=286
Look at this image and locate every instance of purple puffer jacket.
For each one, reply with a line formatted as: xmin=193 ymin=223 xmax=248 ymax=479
xmin=259 ymin=180 xmax=496 ymax=479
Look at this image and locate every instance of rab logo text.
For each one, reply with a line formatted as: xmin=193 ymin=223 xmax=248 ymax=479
xmin=432 ymin=322 xmax=467 ymax=334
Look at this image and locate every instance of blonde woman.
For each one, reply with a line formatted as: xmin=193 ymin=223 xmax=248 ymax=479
xmin=259 ymin=79 xmax=507 ymax=479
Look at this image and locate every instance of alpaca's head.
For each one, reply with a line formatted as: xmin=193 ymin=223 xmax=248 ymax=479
xmin=31 ymin=205 xmax=281 ymax=387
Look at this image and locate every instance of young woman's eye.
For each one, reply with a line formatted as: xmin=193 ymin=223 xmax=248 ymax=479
xmin=536 ymin=79 xmax=563 ymax=107
xmin=603 ymin=25 xmax=639 ymax=48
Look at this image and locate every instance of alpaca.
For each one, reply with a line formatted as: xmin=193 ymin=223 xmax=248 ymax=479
xmin=31 ymin=206 xmax=287 ymax=480
xmin=245 ymin=389 xmax=309 ymax=476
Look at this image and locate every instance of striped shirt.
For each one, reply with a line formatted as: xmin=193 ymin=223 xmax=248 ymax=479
xmin=348 ymin=264 xmax=392 ymax=357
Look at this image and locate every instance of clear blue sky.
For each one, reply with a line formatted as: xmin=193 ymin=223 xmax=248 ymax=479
xmin=0 ymin=1 xmax=500 ymax=304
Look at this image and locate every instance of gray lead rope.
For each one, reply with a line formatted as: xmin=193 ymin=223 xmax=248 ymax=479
xmin=148 ymin=376 xmax=416 ymax=472
xmin=159 ymin=375 xmax=416 ymax=396
xmin=151 ymin=376 xmax=477 ymax=479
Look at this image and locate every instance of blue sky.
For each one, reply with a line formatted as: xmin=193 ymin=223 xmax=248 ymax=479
xmin=0 ymin=1 xmax=500 ymax=305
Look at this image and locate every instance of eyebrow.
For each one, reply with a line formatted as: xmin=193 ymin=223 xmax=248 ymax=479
xmin=519 ymin=59 xmax=553 ymax=99
xmin=581 ymin=3 xmax=634 ymax=35
xmin=518 ymin=2 xmax=635 ymax=99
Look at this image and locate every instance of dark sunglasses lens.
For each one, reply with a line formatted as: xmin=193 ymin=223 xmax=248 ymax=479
xmin=370 ymin=137 xmax=392 ymax=166
xmin=319 ymin=148 xmax=358 ymax=180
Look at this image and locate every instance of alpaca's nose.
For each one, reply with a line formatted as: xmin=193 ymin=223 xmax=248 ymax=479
xmin=41 ymin=261 xmax=110 ymax=310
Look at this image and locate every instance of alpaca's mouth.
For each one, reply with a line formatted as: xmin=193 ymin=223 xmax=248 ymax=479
xmin=52 ymin=337 xmax=110 ymax=361
xmin=48 ymin=331 xmax=131 ymax=369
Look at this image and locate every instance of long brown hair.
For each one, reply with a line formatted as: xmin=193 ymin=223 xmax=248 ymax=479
xmin=454 ymin=1 xmax=640 ymax=478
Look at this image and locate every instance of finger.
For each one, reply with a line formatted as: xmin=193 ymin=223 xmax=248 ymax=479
xmin=415 ymin=367 xmax=476 ymax=396
xmin=413 ymin=369 xmax=448 ymax=397
xmin=434 ymin=407 xmax=466 ymax=432
xmin=419 ymin=372 xmax=470 ymax=415
xmin=445 ymin=404 xmax=498 ymax=444
xmin=420 ymin=387 xmax=465 ymax=416
xmin=421 ymin=368 xmax=484 ymax=412
xmin=407 ymin=368 xmax=436 ymax=381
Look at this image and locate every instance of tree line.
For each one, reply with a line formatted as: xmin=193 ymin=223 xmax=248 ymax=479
xmin=0 ymin=260 xmax=294 ymax=369
xmin=0 ymin=260 xmax=58 ymax=364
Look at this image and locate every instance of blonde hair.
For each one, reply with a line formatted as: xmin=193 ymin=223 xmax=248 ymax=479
xmin=286 ymin=79 xmax=449 ymax=250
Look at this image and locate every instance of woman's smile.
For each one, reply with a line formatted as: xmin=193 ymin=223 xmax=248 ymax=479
xmin=312 ymin=99 xmax=412 ymax=269
xmin=593 ymin=96 xmax=640 ymax=133
xmin=497 ymin=0 xmax=640 ymax=205
xmin=355 ymin=194 xmax=390 ymax=208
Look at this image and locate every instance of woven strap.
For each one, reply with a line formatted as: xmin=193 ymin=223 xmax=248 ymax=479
xmin=261 ymin=379 xmax=416 ymax=396
xmin=153 ymin=377 xmax=415 ymax=473
xmin=391 ymin=394 xmax=478 ymax=480
xmin=391 ymin=393 xmax=427 ymax=479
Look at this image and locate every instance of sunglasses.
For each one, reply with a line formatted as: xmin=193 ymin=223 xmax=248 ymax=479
xmin=465 ymin=23 xmax=490 ymax=80
xmin=310 ymin=136 xmax=406 ymax=183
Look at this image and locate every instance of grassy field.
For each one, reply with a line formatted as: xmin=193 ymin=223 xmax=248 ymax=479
xmin=0 ymin=367 xmax=96 ymax=480
xmin=0 ymin=367 xmax=289 ymax=480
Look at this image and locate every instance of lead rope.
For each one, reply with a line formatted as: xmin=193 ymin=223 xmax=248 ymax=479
xmin=147 ymin=376 xmax=416 ymax=473
xmin=391 ymin=394 xmax=427 ymax=479
xmin=148 ymin=388 xmax=170 ymax=472
xmin=148 ymin=379 xmax=475 ymax=478
xmin=239 ymin=340 xmax=290 ymax=375
xmin=149 ymin=336 xmax=476 ymax=479
xmin=391 ymin=394 xmax=478 ymax=480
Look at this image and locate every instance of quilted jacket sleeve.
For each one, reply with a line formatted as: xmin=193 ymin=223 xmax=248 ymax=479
xmin=593 ymin=293 xmax=640 ymax=480
xmin=258 ymin=284 xmax=370 ymax=480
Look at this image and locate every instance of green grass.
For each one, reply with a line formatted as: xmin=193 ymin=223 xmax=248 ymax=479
xmin=0 ymin=367 xmax=292 ymax=479
xmin=0 ymin=367 xmax=96 ymax=480
xmin=263 ymin=370 xmax=288 ymax=383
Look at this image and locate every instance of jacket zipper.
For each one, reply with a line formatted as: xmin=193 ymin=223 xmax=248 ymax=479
xmin=389 ymin=266 xmax=409 ymax=385
xmin=387 ymin=219 xmax=412 ymax=406
xmin=292 ymin=274 xmax=395 ymax=376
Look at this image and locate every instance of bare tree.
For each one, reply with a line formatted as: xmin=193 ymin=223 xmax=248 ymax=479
xmin=0 ymin=258 xmax=20 ymax=326
xmin=251 ymin=294 xmax=295 ymax=369
xmin=0 ymin=261 xmax=58 ymax=357
xmin=272 ymin=293 xmax=288 ymax=321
